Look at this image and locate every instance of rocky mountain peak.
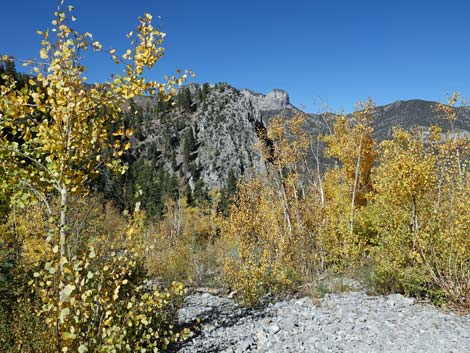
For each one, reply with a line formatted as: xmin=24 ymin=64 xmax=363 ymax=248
xmin=264 ymin=89 xmax=290 ymax=109
xmin=241 ymin=88 xmax=292 ymax=112
xmin=123 ymin=83 xmax=470 ymax=197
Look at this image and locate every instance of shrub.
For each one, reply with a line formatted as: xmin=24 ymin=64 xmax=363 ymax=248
xmin=30 ymin=245 xmax=190 ymax=352
xmin=143 ymin=198 xmax=223 ymax=287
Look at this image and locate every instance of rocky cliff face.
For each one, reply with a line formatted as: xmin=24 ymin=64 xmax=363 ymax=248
xmin=128 ymin=83 xmax=470 ymax=191
xmin=241 ymin=88 xmax=291 ymax=112
xmin=129 ymin=83 xmax=305 ymax=190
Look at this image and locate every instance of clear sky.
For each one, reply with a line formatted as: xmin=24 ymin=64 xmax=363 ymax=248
xmin=2 ymin=0 xmax=470 ymax=112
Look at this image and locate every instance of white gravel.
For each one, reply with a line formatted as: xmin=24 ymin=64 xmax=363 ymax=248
xmin=177 ymin=291 xmax=470 ymax=353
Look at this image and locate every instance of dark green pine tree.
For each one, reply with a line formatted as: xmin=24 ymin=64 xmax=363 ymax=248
xmin=193 ymin=179 xmax=209 ymax=206
xmin=201 ymin=83 xmax=210 ymax=100
xmin=166 ymin=173 xmax=179 ymax=201
xmin=171 ymin=149 xmax=178 ymax=171
xmin=217 ymin=189 xmax=230 ymax=217
xmin=184 ymin=184 xmax=193 ymax=206
xmin=226 ymin=169 xmax=238 ymax=196
xmin=182 ymin=87 xmax=193 ymax=111
xmin=0 ymin=56 xmax=28 ymax=87
xmin=217 ymin=169 xmax=238 ymax=216
xmin=4 ymin=59 xmax=16 ymax=76
xmin=0 ymin=56 xmax=6 ymax=85
xmin=182 ymin=128 xmax=196 ymax=176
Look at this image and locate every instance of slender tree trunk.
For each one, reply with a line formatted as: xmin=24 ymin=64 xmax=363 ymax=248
xmin=277 ymin=166 xmax=293 ymax=235
xmin=350 ymin=135 xmax=363 ymax=237
xmin=411 ymin=195 xmax=419 ymax=239
xmin=309 ymin=140 xmax=325 ymax=208
xmin=315 ymin=155 xmax=325 ymax=208
xmin=56 ymin=185 xmax=68 ymax=353
xmin=59 ymin=186 xmax=68 ymax=271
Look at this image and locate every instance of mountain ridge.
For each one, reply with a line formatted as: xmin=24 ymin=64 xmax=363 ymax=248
xmin=129 ymin=83 xmax=470 ymax=188
xmin=97 ymin=83 xmax=470 ymax=214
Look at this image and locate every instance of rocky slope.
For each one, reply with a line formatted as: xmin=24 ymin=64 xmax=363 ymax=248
xmin=129 ymin=83 xmax=305 ymax=191
xmin=176 ymin=291 xmax=470 ymax=353
xmin=128 ymin=83 xmax=470 ymax=192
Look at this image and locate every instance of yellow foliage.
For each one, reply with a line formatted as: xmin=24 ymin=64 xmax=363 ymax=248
xmin=222 ymin=178 xmax=298 ymax=305
xmin=222 ymin=97 xmax=470 ymax=311
xmin=31 ymin=246 xmax=189 ymax=352
xmin=322 ymin=99 xmax=377 ymax=207
xmin=368 ymin=107 xmax=470 ymax=307
xmin=319 ymin=168 xmax=365 ymax=268
xmin=223 ymin=115 xmax=322 ymax=304
xmin=0 ymin=2 xmax=194 ymax=349
xmin=142 ymin=197 xmax=222 ymax=286
xmin=0 ymin=204 xmax=53 ymax=267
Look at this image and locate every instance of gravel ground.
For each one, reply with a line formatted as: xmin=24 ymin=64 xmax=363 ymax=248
xmin=177 ymin=291 xmax=470 ymax=353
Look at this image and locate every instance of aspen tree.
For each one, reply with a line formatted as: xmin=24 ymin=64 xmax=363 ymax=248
xmin=0 ymin=2 xmax=192 ymax=350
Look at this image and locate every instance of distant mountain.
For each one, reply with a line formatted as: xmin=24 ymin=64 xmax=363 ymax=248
xmin=128 ymin=84 xmax=470 ymax=187
xmin=97 ymin=83 xmax=470 ymax=213
xmin=372 ymin=99 xmax=470 ymax=140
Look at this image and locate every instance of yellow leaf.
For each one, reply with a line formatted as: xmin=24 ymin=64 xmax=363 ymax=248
xmin=60 ymin=284 xmax=76 ymax=302
xmin=59 ymin=307 xmax=70 ymax=323
xmin=40 ymin=49 xmax=48 ymax=59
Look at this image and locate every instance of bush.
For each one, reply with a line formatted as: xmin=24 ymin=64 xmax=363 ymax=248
xmin=31 ymin=245 xmax=190 ymax=352
xmin=142 ymin=198 xmax=224 ymax=288
xmin=0 ymin=198 xmax=192 ymax=352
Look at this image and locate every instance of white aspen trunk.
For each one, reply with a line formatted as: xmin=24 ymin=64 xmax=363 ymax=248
xmin=59 ymin=186 xmax=68 ymax=272
xmin=350 ymin=135 xmax=363 ymax=237
xmin=277 ymin=165 xmax=293 ymax=235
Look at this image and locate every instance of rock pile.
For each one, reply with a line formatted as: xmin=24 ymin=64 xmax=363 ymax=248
xmin=177 ymin=291 xmax=470 ymax=353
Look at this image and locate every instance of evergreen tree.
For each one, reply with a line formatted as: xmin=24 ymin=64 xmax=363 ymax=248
xmin=171 ymin=149 xmax=177 ymax=171
xmin=182 ymin=128 xmax=196 ymax=176
xmin=166 ymin=173 xmax=179 ymax=200
xmin=193 ymin=179 xmax=209 ymax=206
xmin=202 ymin=83 xmax=210 ymax=100
xmin=181 ymin=87 xmax=193 ymax=111
xmin=0 ymin=56 xmax=28 ymax=87
xmin=0 ymin=56 xmax=6 ymax=84
xmin=226 ymin=169 xmax=238 ymax=196
xmin=4 ymin=59 xmax=16 ymax=76
xmin=217 ymin=169 xmax=238 ymax=216
xmin=184 ymin=184 xmax=193 ymax=206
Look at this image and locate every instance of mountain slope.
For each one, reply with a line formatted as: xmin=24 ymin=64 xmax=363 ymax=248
xmin=129 ymin=84 xmax=470 ymax=188
xmin=98 ymin=83 xmax=470 ymax=214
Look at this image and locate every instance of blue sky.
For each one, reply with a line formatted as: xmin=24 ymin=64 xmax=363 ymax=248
xmin=1 ymin=0 xmax=470 ymax=112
